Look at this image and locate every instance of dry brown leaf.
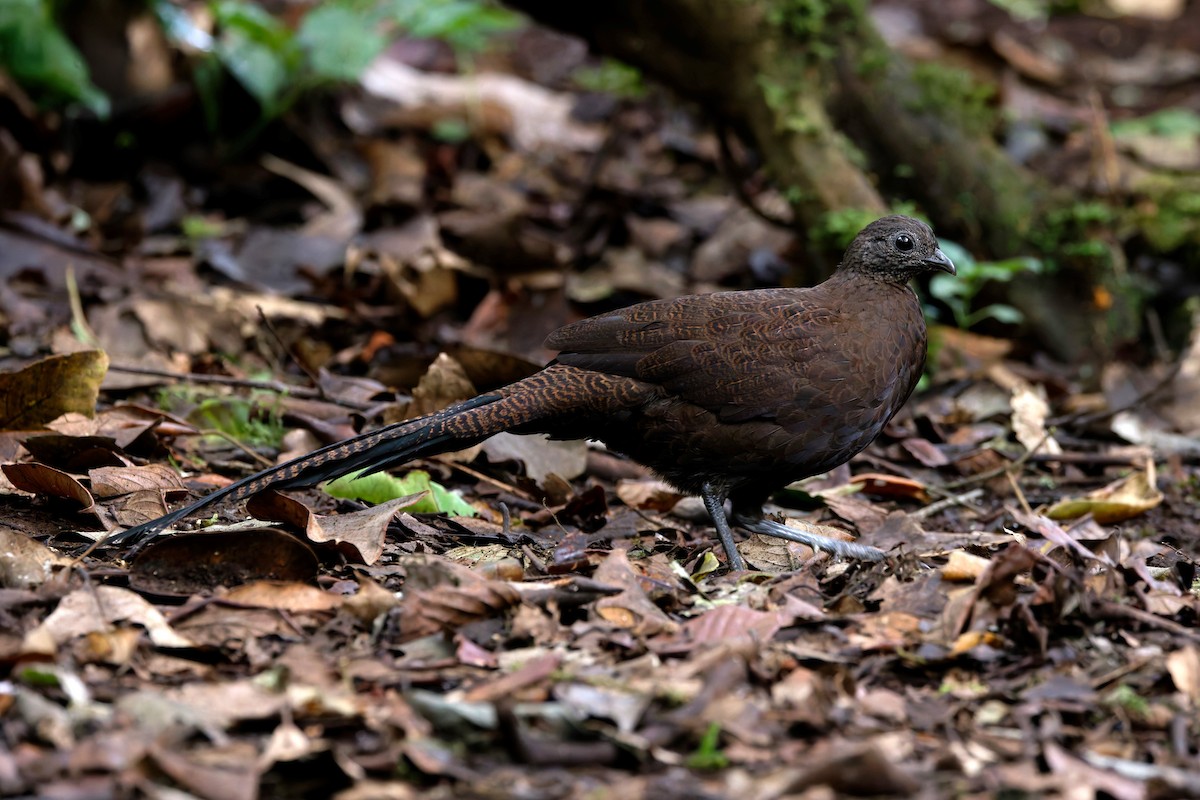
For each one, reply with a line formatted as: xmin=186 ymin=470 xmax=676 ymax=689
xmin=359 ymin=61 xmax=604 ymax=152
xmin=1166 ymin=645 xmax=1200 ymax=707
xmin=614 ymin=478 xmax=684 ymax=512
xmin=247 ymin=489 xmax=428 ymax=565
xmin=342 ymin=575 xmax=400 ymax=625
xmin=1011 ymin=385 xmax=1062 ymax=457
xmin=593 ymin=549 xmax=678 ymax=636
xmin=2 ymin=463 xmax=95 ymax=513
xmin=128 ymin=529 xmax=319 ymax=596
xmin=90 ymin=463 xmax=187 ymax=497
xmin=654 ymin=604 xmax=791 ymax=654
xmin=0 ymin=351 xmax=109 ymax=430
xmin=482 ymin=432 xmax=587 ymax=485
xmin=1044 ymin=467 xmax=1163 ymax=524
xmin=24 ymin=585 xmax=193 ymax=654
xmin=850 ymin=472 xmax=931 ymax=502
xmin=148 ymin=742 xmax=260 ymax=800
xmin=108 ymin=488 xmax=174 ymax=527
xmin=222 ymin=580 xmax=345 ymax=613
xmin=940 ymin=550 xmax=991 ymax=583
xmin=0 ymin=525 xmax=70 ymax=588
xmin=395 ymin=554 xmax=521 ymax=642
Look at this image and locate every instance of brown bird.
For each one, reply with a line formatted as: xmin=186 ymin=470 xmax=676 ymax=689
xmin=111 ymin=215 xmax=954 ymax=569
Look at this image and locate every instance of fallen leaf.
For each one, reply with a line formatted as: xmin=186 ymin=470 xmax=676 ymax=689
xmin=1044 ymin=467 xmax=1163 ymax=524
xmin=0 ymin=525 xmax=71 ymax=588
xmin=0 ymin=351 xmax=109 ymax=429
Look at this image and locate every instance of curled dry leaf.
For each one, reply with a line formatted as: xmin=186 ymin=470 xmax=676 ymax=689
xmin=615 ymin=478 xmax=684 ymax=512
xmin=850 ymin=472 xmax=931 ymax=502
xmin=593 ymin=549 xmax=678 ymax=637
xmin=395 ymin=554 xmax=521 ymax=643
xmin=23 ymin=585 xmax=193 ymax=655
xmin=1044 ymin=467 xmax=1164 ymax=524
xmin=2 ymin=463 xmax=95 ymax=513
xmin=246 ymin=488 xmax=429 ymax=565
xmin=940 ymin=550 xmax=991 ymax=583
xmin=1011 ymin=385 xmax=1062 ymax=457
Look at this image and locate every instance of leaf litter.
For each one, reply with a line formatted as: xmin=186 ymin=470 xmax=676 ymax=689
xmin=0 ymin=4 xmax=1198 ymax=799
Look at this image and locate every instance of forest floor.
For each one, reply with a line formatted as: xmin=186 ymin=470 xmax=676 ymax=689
xmin=1 ymin=1 xmax=1199 ymax=798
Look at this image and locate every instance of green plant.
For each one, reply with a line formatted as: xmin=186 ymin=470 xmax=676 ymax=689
xmin=0 ymin=0 xmax=109 ymax=115
xmin=385 ymin=0 xmax=522 ymax=55
xmin=165 ymin=0 xmax=522 ymax=131
xmin=986 ymin=0 xmax=1048 ymax=22
xmin=1102 ymin=683 xmax=1151 ymax=720
xmin=928 ymin=239 xmax=1042 ymax=329
xmin=168 ymin=389 xmax=286 ymax=449
xmin=325 ymin=468 xmax=476 ymax=515
xmin=813 ymin=205 xmax=920 ymax=251
xmin=685 ymin=722 xmax=730 ymax=770
xmin=573 ymin=59 xmax=645 ymax=98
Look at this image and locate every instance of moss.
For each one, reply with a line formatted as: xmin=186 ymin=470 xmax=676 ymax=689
xmin=1136 ymin=188 xmax=1200 ymax=252
xmin=765 ymin=0 xmax=867 ymax=62
xmin=1027 ymin=200 xmax=1118 ymax=268
xmin=907 ymin=62 xmax=998 ymax=137
xmin=813 ymin=202 xmax=920 ymax=249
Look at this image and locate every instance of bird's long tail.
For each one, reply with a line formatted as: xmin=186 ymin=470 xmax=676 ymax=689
xmin=108 ymin=386 xmax=543 ymax=548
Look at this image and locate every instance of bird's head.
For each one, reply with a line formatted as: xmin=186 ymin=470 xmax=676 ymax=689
xmin=839 ymin=215 xmax=955 ymax=283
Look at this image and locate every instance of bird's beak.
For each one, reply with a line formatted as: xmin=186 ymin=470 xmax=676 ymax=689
xmin=924 ymin=248 xmax=956 ymax=275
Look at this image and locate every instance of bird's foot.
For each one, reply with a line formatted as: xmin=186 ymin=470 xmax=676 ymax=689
xmin=732 ymin=513 xmax=887 ymax=562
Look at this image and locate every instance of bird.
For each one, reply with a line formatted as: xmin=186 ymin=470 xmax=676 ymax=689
xmin=110 ymin=215 xmax=954 ymax=569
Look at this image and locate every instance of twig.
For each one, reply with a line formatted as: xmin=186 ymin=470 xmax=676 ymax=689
xmin=1050 ymin=359 xmax=1182 ymax=429
xmin=910 ymin=487 xmax=985 ymax=520
xmin=1005 ymin=470 xmax=1033 ymax=516
xmin=106 ymin=364 xmax=374 ymax=411
xmin=939 ymin=429 xmax=1054 ymax=491
xmin=256 ymin=305 xmax=325 ymax=396
xmin=1093 ymin=600 xmax=1200 ymax=645
xmin=64 ymin=264 xmax=101 ymax=348
xmin=434 ymin=457 xmax=535 ymax=502
xmin=199 ymin=428 xmax=276 ymax=468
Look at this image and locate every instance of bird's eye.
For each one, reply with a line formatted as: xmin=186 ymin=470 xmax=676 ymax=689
xmin=894 ymin=233 xmax=914 ymax=252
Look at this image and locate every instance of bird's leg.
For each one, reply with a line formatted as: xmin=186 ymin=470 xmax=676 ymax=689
xmin=732 ymin=507 xmax=887 ymax=562
xmin=701 ymin=481 xmax=746 ymax=571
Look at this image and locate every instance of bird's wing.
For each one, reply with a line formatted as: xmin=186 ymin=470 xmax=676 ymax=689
xmin=547 ymin=290 xmax=846 ymax=422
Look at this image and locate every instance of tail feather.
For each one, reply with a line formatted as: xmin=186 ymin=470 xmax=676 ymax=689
xmin=110 ymin=362 xmax=647 ymax=550
xmin=108 ymin=394 xmax=503 ymax=546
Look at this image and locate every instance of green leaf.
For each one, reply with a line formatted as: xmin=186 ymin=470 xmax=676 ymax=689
xmin=936 ymin=239 xmax=977 ymax=272
xmin=971 ymin=303 xmax=1024 ymax=326
xmin=0 ymin=0 xmax=109 ymax=115
xmin=686 ymin=722 xmax=730 ymax=770
xmin=928 ymin=273 xmax=966 ymax=303
xmin=325 ymin=469 xmax=476 ymax=516
xmin=1111 ymin=108 xmax=1200 ymax=138
xmin=185 ymin=393 xmax=284 ymax=448
xmin=297 ymin=5 xmax=387 ymax=82
xmin=384 ymin=0 xmax=523 ymax=54
xmin=211 ymin=0 xmax=298 ymax=112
